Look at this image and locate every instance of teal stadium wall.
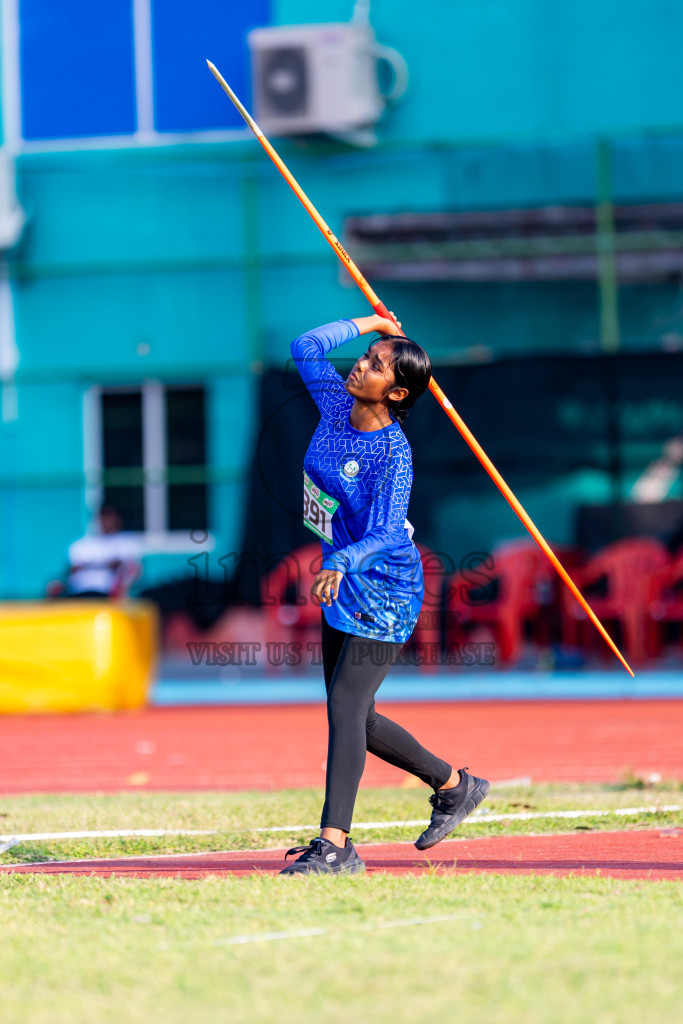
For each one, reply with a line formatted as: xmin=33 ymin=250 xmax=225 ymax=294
xmin=1 ymin=0 xmax=683 ymax=596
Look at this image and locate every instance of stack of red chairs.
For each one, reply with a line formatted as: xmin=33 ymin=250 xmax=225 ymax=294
xmin=561 ymin=537 xmax=670 ymax=666
xmin=444 ymin=538 xmax=569 ymax=666
xmin=260 ymin=535 xmax=683 ymax=671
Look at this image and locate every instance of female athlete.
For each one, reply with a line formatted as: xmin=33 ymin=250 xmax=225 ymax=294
xmin=280 ymin=314 xmax=489 ymax=875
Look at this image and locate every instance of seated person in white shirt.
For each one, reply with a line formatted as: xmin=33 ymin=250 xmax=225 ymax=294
xmin=48 ymin=506 xmax=141 ymax=599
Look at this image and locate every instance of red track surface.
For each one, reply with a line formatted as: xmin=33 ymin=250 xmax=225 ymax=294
xmin=1 ymin=700 xmax=682 ymax=794
xmin=4 ymin=831 xmax=683 ymax=880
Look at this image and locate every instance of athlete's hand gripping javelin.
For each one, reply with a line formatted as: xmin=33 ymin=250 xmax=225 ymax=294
xmin=353 ymin=313 xmax=401 ymax=337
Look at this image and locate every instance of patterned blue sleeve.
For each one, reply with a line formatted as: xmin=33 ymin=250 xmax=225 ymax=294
xmin=322 ymin=444 xmax=414 ymax=574
xmin=290 ymin=320 xmax=360 ymax=419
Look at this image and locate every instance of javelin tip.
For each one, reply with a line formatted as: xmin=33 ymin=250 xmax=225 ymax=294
xmin=205 ymin=60 xmax=263 ymax=137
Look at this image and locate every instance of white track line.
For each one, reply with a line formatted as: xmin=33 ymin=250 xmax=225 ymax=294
xmin=0 ymin=829 xmax=215 ymax=843
xmin=257 ymin=805 xmax=683 ymax=832
xmin=0 ymin=847 xmax=274 ymax=870
xmin=160 ymin=913 xmax=472 ymax=950
xmin=1 ymin=805 xmax=680 ymax=846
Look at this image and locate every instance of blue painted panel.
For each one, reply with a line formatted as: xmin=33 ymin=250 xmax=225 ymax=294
xmin=151 ymin=0 xmax=271 ymax=132
xmin=210 ymin=376 xmax=257 ymax=473
xmin=255 ymin=149 xmax=446 ymax=258
xmin=613 ymin=137 xmax=683 ymax=203
xmin=0 ymin=485 xmax=84 ymax=598
xmin=259 ymin=266 xmax=601 ymax=364
xmin=17 ymin=156 xmax=248 ymax=267
xmin=14 ymin=270 xmax=252 ymax=373
xmin=20 ymin=0 xmax=136 ymax=140
xmin=260 ymin=262 xmax=354 ymax=362
xmin=5 ymin=382 xmax=83 ymax=474
xmin=432 ymin=473 xmax=613 ymax=565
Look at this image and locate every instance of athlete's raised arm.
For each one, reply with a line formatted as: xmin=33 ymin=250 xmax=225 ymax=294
xmin=290 ymin=314 xmax=402 ymax=421
xmin=350 ymin=313 xmax=401 ymax=336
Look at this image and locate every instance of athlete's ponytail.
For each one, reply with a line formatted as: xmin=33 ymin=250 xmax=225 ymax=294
xmin=372 ymin=334 xmax=432 ymax=426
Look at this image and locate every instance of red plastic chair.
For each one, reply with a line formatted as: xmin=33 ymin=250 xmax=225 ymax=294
xmin=444 ymin=539 xmax=564 ymax=666
xmin=561 ymin=538 xmax=670 ymax=666
xmin=647 ymin=549 xmax=683 ymax=658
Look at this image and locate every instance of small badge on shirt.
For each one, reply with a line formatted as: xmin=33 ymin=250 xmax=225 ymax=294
xmin=343 ymin=459 xmax=360 ymax=478
xmin=355 ymin=612 xmax=376 ymax=623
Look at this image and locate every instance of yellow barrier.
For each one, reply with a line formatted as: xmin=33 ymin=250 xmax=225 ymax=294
xmin=0 ymin=601 xmax=159 ymax=713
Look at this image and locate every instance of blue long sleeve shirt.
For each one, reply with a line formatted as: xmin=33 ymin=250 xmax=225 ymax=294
xmin=291 ymin=319 xmax=424 ymax=643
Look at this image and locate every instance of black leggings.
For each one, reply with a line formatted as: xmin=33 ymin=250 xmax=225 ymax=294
xmin=320 ymin=614 xmax=452 ymax=832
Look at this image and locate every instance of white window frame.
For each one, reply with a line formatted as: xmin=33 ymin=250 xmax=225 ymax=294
xmin=0 ymin=0 xmax=250 ymax=153
xmin=132 ymin=0 xmax=155 ymax=140
xmin=83 ymin=381 xmax=213 ymax=554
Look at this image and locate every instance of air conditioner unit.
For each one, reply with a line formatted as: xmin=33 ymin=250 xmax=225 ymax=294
xmin=248 ymin=23 xmax=404 ymax=136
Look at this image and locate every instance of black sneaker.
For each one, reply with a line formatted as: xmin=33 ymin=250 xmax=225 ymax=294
xmin=278 ymin=836 xmax=365 ymax=876
xmin=414 ymin=767 xmax=490 ymax=851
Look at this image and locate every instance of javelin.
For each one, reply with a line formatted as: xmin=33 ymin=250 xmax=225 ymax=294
xmin=206 ymin=60 xmax=634 ymax=677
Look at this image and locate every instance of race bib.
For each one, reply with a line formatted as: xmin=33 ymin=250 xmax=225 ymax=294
xmin=303 ymin=472 xmax=339 ymax=545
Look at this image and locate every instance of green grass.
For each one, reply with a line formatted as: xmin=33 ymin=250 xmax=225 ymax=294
xmin=2 ymin=784 xmax=682 ymax=1023
xmin=1 ymin=872 xmax=682 ymax=1024
xmin=1 ymin=781 xmax=681 ymax=864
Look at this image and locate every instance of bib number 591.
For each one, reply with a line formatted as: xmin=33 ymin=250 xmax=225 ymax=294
xmin=303 ymin=473 xmax=339 ymax=545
